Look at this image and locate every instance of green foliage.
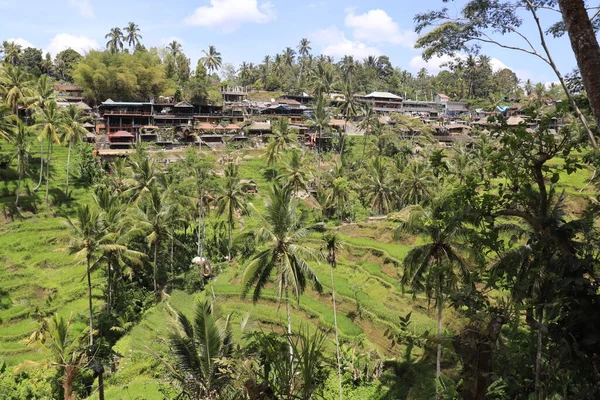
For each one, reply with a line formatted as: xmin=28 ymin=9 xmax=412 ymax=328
xmin=72 ymin=50 xmax=176 ymax=104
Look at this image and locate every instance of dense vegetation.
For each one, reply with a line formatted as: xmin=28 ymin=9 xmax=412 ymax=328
xmin=2 ymin=3 xmax=600 ymax=399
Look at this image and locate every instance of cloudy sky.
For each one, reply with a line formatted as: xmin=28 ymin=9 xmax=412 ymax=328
xmin=0 ymin=0 xmax=579 ymax=83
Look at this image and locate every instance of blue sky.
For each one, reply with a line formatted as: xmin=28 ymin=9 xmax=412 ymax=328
xmin=0 ymin=0 xmax=580 ymax=84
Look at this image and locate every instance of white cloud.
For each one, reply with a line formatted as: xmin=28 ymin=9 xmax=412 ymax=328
xmin=184 ymin=0 xmax=275 ymax=33
xmin=68 ymin=0 xmax=94 ymax=18
xmin=46 ymin=34 xmax=98 ymax=56
xmin=312 ymin=26 xmax=381 ymax=60
xmin=345 ymin=9 xmax=416 ymax=47
xmin=5 ymin=38 xmax=36 ymax=49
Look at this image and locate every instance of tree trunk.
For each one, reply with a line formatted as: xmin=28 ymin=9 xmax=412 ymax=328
xmin=45 ymin=140 xmax=52 ymax=204
xmin=106 ymin=261 xmax=112 ymax=313
xmin=330 ymin=265 xmax=343 ymax=400
xmin=33 ymin=139 xmax=44 ymax=191
xmin=97 ymin=364 xmax=105 ymax=400
xmin=63 ymin=366 xmax=76 ymax=400
xmin=228 ymin=218 xmax=233 ymax=262
xmin=86 ymin=256 xmax=94 ymax=347
xmin=284 ymin=282 xmax=294 ymax=395
xmin=65 ymin=141 xmax=72 ymax=198
xmin=534 ymin=307 xmax=544 ymax=397
xmin=153 ymin=239 xmax=159 ymax=296
xmin=436 ymin=298 xmax=443 ymax=400
xmin=15 ymin=152 xmax=22 ymax=206
xmin=525 ymin=0 xmax=598 ymax=149
xmin=558 ymin=0 xmax=600 ymax=145
xmin=170 ymin=227 xmax=175 ymax=284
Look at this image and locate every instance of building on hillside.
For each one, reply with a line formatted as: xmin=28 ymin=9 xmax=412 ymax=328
xmin=54 ymin=84 xmax=85 ymax=104
xmin=279 ymin=92 xmax=313 ymax=105
xmin=506 ymin=103 xmax=528 ymax=117
xmin=359 ymin=92 xmax=403 ymax=113
xmin=221 ymin=86 xmax=248 ymax=104
xmin=401 ymin=100 xmax=441 ymax=117
xmin=434 ymin=93 xmax=469 ymax=117
xmin=99 ymin=101 xmax=153 ymax=137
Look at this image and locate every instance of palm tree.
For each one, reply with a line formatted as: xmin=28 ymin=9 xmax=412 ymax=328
xmin=200 ymin=45 xmax=222 ymax=73
xmin=28 ymin=74 xmax=54 ymax=192
xmin=125 ymin=155 xmax=158 ymax=202
xmin=339 ymin=55 xmax=356 ymax=83
xmin=1 ymin=41 xmax=22 ymax=65
xmin=133 ymin=185 xmax=173 ymax=296
xmin=363 ymin=157 xmax=395 ymax=215
xmin=241 ymin=185 xmax=323 ymax=338
xmin=282 ymin=47 xmax=296 ymax=68
xmin=337 ymin=83 xmax=359 ymax=157
xmin=34 ymin=100 xmax=64 ymax=203
xmin=165 ymin=300 xmax=234 ymax=399
xmin=322 ymin=231 xmax=344 ymax=400
xmin=308 ymin=93 xmax=330 ymax=168
xmin=265 ymin=118 xmax=298 ymax=167
xmin=0 ymin=65 xmax=32 ymax=115
xmin=394 ymin=199 xmax=472 ymax=397
xmin=167 ymin=40 xmax=182 ymax=58
xmin=65 ymin=204 xmax=105 ymax=347
xmin=105 ymin=27 xmax=124 ymax=53
xmin=277 ymin=148 xmax=311 ymax=195
xmin=4 ymin=116 xmax=29 ymax=206
xmin=123 ymin=22 xmax=142 ymax=50
xmin=310 ymin=63 xmax=335 ymax=96
xmin=358 ymin=102 xmax=376 ymax=163
xmin=397 ymin=161 xmax=436 ymax=206
xmin=25 ymin=314 xmax=88 ymax=400
xmin=61 ymin=105 xmax=88 ymax=197
xmin=216 ymin=163 xmax=248 ymax=261
xmin=297 ymin=38 xmax=311 ymax=57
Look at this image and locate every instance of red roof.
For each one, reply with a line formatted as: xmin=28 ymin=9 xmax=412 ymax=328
xmin=109 ymin=131 xmax=134 ymax=138
xmin=225 ymin=124 xmax=240 ymax=130
xmin=198 ymin=123 xmax=216 ymax=130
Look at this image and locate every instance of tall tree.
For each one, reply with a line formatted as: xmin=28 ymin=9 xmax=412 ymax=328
xmin=277 ymin=148 xmax=312 ymax=195
xmin=395 ymin=197 xmax=472 ymax=398
xmin=200 ymin=45 xmax=222 ymax=73
xmin=241 ymin=185 xmax=323 ymax=339
xmin=105 ymin=27 xmax=124 ymax=53
xmin=124 ymin=22 xmax=142 ymax=50
xmin=65 ymin=204 xmax=105 ymax=347
xmin=4 ymin=116 xmax=30 ymax=206
xmin=322 ymin=231 xmax=344 ymax=400
xmin=337 ymin=83 xmax=359 ymax=157
xmin=28 ymin=74 xmax=54 ymax=192
xmin=34 ymin=100 xmax=64 ymax=203
xmin=215 ymin=162 xmax=248 ymax=261
xmin=61 ymin=104 xmax=88 ymax=197
xmin=265 ymin=118 xmax=298 ymax=167
xmin=0 ymin=64 xmax=32 ymax=115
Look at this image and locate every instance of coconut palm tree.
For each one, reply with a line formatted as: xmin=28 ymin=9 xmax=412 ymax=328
xmin=34 ymin=100 xmax=64 ymax=204
xmin=363 ymin=157 xmax=395 ymax=215
xmin=167 ymin=40 xmax=182 ymax=58
xmin=339 ymin=55 xmax=356 ymax=83
xmin=105 ymin=27 xmax=124 ymax=53
xmin=125 ymin=155 xmax=159 ymax=202
xmin=65 ymin=204 xmax=105 ymax=347
xmin=165 ymin=300 xmax=234 ymax=399
xmin=358 ymin=102 xmax=376 ymax=163
xmin=297 ymin=38 xmax=311 ymax=57
xmin=308 ymin=93 xmax=330 ymax=169
xmin=265 ymin=118 xmax=298 ymax=167
xmin=282 ymin=47 xmax=296 ymax=68
xmin=25 ymin=313 xmax=88 ymax=400
xmin=1 ymin=41 xmax=22 ymax=65
xmin=397 ymin=161 xmax=436 ymax=206
xmin=200 ymin=45 xmax=222 ymax=73
xmin=241 ymin=185 xmax=323 ymax=338
xmin=277 ymin=148 xmax=311 ymax=195
xmin=61 ymin=105 xmax=89 ymax=197
xmin=28 ymin=74 xmax=55 ymax=192
xmin=337 ymin=83 xmax=359 ymax=157
xmin=94 ymin=188 xmax=145 ymax=312
xmin=0 ymin=65 xmax=32 ymax=115
xmin=215 ymin=162 xmax=248 ymax=261
xmin=133 ymin=185 xmax=173 ymax=297
xmin=123 ymin=22 xmax=142 ymax=50
xmin=4 ymin=116 xmax=29 ymax=206
xmin=394 ymin=199 xmax=472 ymax=397
xmin=322 ymin=231 xmax=344 ymax=400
